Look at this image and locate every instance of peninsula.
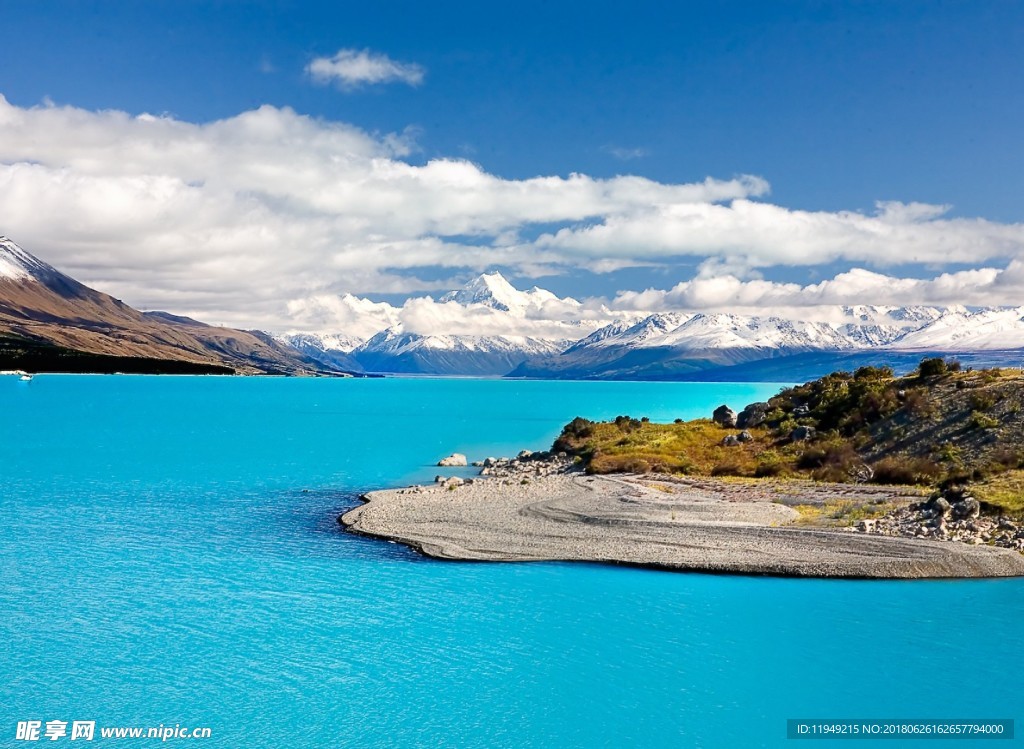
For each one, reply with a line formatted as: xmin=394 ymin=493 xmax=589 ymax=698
xmin=343 ymin=360 xmax=1024 ymax=578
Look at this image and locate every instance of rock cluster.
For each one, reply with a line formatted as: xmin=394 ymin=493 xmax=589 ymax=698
xmin=721 ymin=430 xmax=754 ymax=447
xmin=477 ymin=450 xmax=578 ymax=480
xmin=855 ymin=490 xmax=1024 ymax=551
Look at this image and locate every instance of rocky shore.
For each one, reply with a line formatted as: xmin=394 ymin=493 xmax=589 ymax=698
xmin=855 ymin=488 xmax=1024 ymax=551
xmin=342 ymin=453 xmax=1024 ymax=579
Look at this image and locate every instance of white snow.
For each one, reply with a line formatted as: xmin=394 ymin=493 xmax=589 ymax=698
xmin=0 ymin=236 xmax=50 ymax=281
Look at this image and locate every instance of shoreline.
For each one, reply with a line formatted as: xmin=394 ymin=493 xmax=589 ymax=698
xmin=342 ymin=463 xmax=1024 ymax=579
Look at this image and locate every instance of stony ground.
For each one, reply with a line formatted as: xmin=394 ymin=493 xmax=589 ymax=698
xmin=342 ymin=454 xmax=1024 ymax=579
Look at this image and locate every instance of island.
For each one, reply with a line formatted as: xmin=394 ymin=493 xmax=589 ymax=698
xmin=342 ymin=359 xmax=1024 ymax=578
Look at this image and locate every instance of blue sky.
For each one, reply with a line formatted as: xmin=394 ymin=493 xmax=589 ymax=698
xmin=1 ymin=1 xmax=1023 ymax=331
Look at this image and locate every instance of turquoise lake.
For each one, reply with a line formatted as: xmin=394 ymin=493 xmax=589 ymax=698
xmin=1 ymin=375 xmax=1021 ymax=748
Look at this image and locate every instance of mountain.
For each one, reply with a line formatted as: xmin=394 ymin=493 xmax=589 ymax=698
xmin=276 ymin=332 xmax=365 ymax=372
xmin=0 ymin=236 xmax=323 ymax=375
xmin=352 ymin=327 xmax=565 ymax=376
xmin=439 ymin=271 xmax=566 ymax=314
xmin=509 ymin=306 xmax=1024 ymax=380
xmin=295 ymin=272 xmax=593 ymax=375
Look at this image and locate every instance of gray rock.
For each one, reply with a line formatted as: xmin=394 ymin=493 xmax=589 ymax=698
xmin=483 ymin=457 xmax=498 ymax=467
xmin=952 ymin=497 xmax=981 ymax=520
xmin=438 ymin=453 xmax=468 ymax=467
xmin=737 ymin=430 xmax=754 ymax=443
xmin=737 ymin=402 xmax=770 ymax=429
xmin=712 ymin=405 xmax=737 ymax=428
xmin=721 ymin=434 xmax=740 ymax=447
xmin=516 ymin=450 xmax=534 ymax=460
xmin=932 ymin=497 xmax=951 ymax=517
xmin=444 ymin=476 xmax=465 ymax=488
xmin=471 ymin=461 xmax=484 ymax=467
xmin=793 ymin=404 xmax=811 ymax=416
xmin=789 ymin=425 xmax=816 ymax=442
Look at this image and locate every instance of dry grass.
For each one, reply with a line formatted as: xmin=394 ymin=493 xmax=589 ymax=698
xmin=791 ymin=499 xmax=899 ymax=527
xmin=577 ymin=419 xmax=799 ymax=476
xmin=973 ymin=470 xmax=1024 ymax=516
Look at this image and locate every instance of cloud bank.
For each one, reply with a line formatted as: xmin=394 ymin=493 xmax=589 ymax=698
xmin=306 ymin=49 xmax=425 ymax=89
xmin=1 ymin=95 xmax=1024 ymax=333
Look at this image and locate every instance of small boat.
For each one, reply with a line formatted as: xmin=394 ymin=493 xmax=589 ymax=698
xmin=19 ymin=373 xmax=33 ymax=382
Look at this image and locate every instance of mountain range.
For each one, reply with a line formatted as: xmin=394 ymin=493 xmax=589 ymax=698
xmin=283 ymin=278 xmax=1024 ymax=379
xmin=6 ymin=234 xmax=1024 ymax=379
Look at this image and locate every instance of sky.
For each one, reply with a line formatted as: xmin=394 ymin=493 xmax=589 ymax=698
xmin=1 ymin=0 xmax=1024 ymax=335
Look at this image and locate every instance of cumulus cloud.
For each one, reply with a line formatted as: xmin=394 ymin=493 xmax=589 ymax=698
xmin=306 ymin=48 xmax=424 ymax=89
xmin=610 ymin=264 xmax=1024 ymax=317
xmin=1 ymin=94 xmax=1024 ymax=332
xmin=535 ymin=199 xmax=1024 ymax=270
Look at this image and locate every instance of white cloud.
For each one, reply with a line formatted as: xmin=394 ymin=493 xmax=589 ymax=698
xmin=306 ymin=48 xmax=424 ymax=89
xmin=535 ymin=198 xmax=1024 ymax=270
xmin=610 ymin=264 xmax=1024 ymax=316
xmin=1 ymin=94 xmax=1024 ymax=333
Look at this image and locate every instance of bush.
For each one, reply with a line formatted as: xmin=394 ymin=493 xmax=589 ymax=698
xmin=969 ymin=391 xmax=998 ymax=411
xmin=854 ymin=365 xmax=894 ymax=380
xmin=918 ymin=357 xmax=948 ymax=378
xmin=871 ymin=457 xmax=943 ymax=485
xmin=969 ymin=411 xmax=1000 ymax=430
xmin=711 ymin=462 xmax=745 ymax=477
xmin=558 ymin=417 xmax=594 ymax=440
xmin=613 ymin=415 xmax=643 ymax=431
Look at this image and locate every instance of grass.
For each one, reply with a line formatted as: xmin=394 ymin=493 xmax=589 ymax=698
xmin=559 ymin=418 xmax=799 ymax=476
xmin=973 ymin=470 xmax=1024 ymax=516
xmin=791 ymin=499 xmax=900 ymax=527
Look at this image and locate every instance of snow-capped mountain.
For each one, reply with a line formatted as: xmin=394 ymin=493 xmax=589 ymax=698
xmin=439 ymin=272 xmax=568 ymax=315
xmin=354 ymin=327 xmax=566 ymax=375
xmin=510 ymin=306 xmax=1024 ymax=380
xmin=295 ymin=272 xmax=605 ymax=375
xmin=276 ymin=332 xmax=365 ymax=372
xmin=891 ymin=307 xmax=1024 ymax=351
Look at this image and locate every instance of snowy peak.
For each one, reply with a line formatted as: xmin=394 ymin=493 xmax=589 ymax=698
xmin=439 ymin=271 xmax=579 ymax=316
xmin=278 ymin=332 xmax=364 ymax=354
xmin=0 ymin=236 xmax=57 ymax=282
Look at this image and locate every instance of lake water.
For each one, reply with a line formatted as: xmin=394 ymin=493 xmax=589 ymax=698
xmin=1 ymin=376 xmax=1020 ymax=747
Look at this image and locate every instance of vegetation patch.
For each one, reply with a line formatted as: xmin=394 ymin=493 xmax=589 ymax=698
xmin=553 ymin=358 xmax=1024 ymax=508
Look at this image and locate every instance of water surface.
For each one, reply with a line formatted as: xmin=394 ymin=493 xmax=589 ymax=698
xmin=1 ymin=376 xmax=1020 ymax=747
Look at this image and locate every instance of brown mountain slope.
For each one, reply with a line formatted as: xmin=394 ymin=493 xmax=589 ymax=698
xmin=0 ymin=236 xmax=319 ymax=374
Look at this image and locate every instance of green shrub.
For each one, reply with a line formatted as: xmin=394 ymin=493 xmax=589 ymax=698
xmin=969 ymin=411 xmax=1000 ymax=430
xmin=918 ymin=357 xmax=948 ymax=378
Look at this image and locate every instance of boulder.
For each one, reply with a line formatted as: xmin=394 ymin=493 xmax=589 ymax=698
xmin=952 ymin=497 xmax=981 ymax=520
xmin=931 ymin=497 xmax=951 ymax=517
xmin=737 ymin=402 xmax=770 ymax=428
xmin=737 ymin=430 xmax=754 ymax=443
xmin=516 ymin=450 xmax=534 ymax=460
xmin=789 ymin=425 xmax=816 ymax=442
xmin=438 ymin=453 xmax=468 ymax=467
xmin=712 ymin=405 xmax=737 ymax=428
xmin=444 ymin=476 xmax=465 ymax=488
xmin=721 ymin=434 xmax=740 ymax=447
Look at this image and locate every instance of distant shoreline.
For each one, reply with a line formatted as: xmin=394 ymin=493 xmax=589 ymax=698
xmin=342 ymin=469 xmax=1024 ymax=580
